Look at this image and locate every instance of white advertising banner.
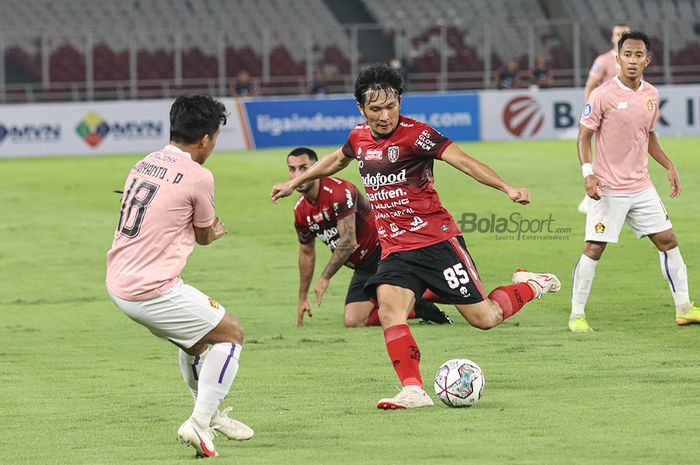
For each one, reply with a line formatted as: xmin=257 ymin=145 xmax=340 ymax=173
xmin=0 ymin=98 xmax=248 ymax=158
xmin=480 ymin=84 xmax=700 ymax=141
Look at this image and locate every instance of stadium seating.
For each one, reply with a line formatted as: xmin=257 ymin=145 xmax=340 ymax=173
xmin=1 ymin=0 xmax=699 ymax=97
xmin=0 ymin=0 xmax=350 ymax=87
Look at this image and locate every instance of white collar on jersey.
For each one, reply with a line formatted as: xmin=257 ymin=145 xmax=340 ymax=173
xmin=614 ymin=75 xmax=645 ymax=92
xmin=163 ymin=144 xmax=192 ymax=159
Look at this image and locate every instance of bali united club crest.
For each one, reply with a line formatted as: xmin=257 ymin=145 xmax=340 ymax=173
xmin=387 ymin=145 xmax=400 ymax=163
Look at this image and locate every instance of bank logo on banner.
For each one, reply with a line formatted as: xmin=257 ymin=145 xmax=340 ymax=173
xmin=75 ymin=111 xmax=110 ymax=147
xmin=502 ymin=95 xmax=545 ymax=138
xmin=0 ymin=120 xmax=61 ymax=145
xmin=75 ymin=111 xmax=164 ymax=148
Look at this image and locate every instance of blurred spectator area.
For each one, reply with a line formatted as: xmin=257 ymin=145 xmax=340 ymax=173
xmin=1 ymin=0 xmax=700 ymax=100
xmin=2 ymin=0 xmax=350 ymax=89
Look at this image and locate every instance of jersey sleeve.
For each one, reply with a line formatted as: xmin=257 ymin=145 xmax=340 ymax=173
xmin=580 ymin=89 xmax=603 ymax=131
xmin=650 ymin=91 xmax=660 ymax=132
xmin=332 ymin=183 xmax=359 ymax=221
xmin=415 ymin=124 xmax=453 ymax=159
xmin=294 ymin=221 xmax=315 ymax=244
xmin=192 ymin=171 xmax=217 ymax=228
xmin=588 ymin=55 xmax=605 ymax=81
xmin=342 ymin=133 xmax=356 ymax=159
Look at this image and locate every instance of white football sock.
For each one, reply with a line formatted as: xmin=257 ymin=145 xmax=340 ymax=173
xmin=178 ymin=348 xmax=209 ymax=402
xmin=191 ymin=343 xmax=241 ymax=427
xmin=659 ymin=247 xmax=691 ymax=313
xmin=571 ymin=254 xmax=598 ymax=319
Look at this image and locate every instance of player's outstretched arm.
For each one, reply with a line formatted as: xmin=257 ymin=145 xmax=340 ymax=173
xmin=298 ymin=242 xmax=316 ymax=327
xmin=314 ymin=214 xmax=358 ymax=307
xmin=194 ymin=217 xmax=227 ymax=245
xmin=441 ymin=143 xmax=530 ymax=205
xmin=648 ymin=131 xmax=681 ymax=198
xmin=270 ymin=148 xmax=352 ymax=204
xmin=578 ymin=126 xmax=603 ymax=200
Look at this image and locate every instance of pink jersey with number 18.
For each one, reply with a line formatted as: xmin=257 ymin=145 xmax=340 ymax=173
xmin=106 ymin=144 xmax=216 ymax=301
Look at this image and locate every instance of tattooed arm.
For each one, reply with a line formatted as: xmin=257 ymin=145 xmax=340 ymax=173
xmin=313 ymin=214 xmax=358 ymax=307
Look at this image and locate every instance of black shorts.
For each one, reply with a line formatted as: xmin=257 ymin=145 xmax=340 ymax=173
xmin=364 ymin=236 xmax=486 ymax=305
xmin=344 ymin=247 xmax=381 ymax=305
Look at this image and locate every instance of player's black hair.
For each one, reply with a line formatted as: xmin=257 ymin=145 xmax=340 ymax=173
xmin=618 ymin=30 xmax=650 ymax=53
xmin=354 ymin=63 xmax=404 ymax=107
xmin=169 ymin=95 xmax=228 ymax=144
xmin=287 ymin=147 xmax=318 ymax=162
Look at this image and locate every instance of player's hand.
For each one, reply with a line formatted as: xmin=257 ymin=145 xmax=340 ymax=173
xmin=314 ymin=277 xmax=330 ymax=307
xmin=585 ymin=175 xmax=603 ymax=200
xmin=212 ymin=217 xmax=228 ymax=239
xmin=297 ymin=297 xmax=313 ymax=327
xmin=505 ymin=186 xmax=530 ymax=205
xmin=270 ymin=181 xmax=296 ymax=204
xmin=667 ymin=166 xmax=681 ymax=198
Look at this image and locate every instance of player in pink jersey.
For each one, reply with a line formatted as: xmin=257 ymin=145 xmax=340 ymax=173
xmin=578 ymin=23 xmax=631 ymax=214
xmin=287 ymin=147 xmax=451 ymax=327
xmin=570 ymin=31 xmax=700 ymax=333
xmin=106 ymin=96 xmax=252 ymax=457
xmin=271 ymin=64 xmax=561 ymax=409
xmin=584 ymin=23 xmax=631 ymax=101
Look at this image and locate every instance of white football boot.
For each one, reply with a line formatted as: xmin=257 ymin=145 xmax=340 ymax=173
xmin=210 ymin=407 xmax=254 ymax=441
xmin=376 ymin=385 xmax=434 ymax=410
xmin=511 ymin=269 xmax=561 ymax=299
xmin=177 ymin=417 xmax=218 ymax=458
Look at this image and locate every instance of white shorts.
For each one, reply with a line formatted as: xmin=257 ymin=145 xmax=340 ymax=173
xmin=585 ymin=186 xmax=672 ymax=243
xmin=108 ymin=280 xmax=226 ymax=349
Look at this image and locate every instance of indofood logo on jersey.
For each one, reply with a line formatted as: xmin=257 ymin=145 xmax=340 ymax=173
xmin=361 ymin=169 xmax=407 ymax=190
xmin=502 ymin=95 xmax=545 ymax=138
xmin=76 ymin=111 xmax=163 ymax=148
xmin=0 ymin=120 xmax=61 ymax=145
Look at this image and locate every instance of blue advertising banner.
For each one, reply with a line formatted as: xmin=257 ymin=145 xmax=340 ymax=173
xmin=244 ymin=93 xmax=480 ymax=148
xmin=401 ymin=93 xmax=480 ymax=142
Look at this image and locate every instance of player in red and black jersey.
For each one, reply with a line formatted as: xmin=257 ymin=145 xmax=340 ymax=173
xmin=272 ymin=64 xmax=560 ymax=410
xmin=287 ymin=147 xmax=451 ymax=328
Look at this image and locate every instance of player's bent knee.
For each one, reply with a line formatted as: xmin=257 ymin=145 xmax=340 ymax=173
xmin=468 ymin=301 xmax=503 ymax=330
xmin=583 ymin=241 xmax=606 ymax=260
xmin=661 ymin=235 xmax=678 ymax=251
xmin=208 ymin=313 xmax=245 ymax=344
xmin=343 ymin=316 xmax=366 ymax=328
xmin=183 ymin=340 xmax=208 ymax=356
xmin=378 ymin=305 xmax=407 ymax=327
xmin=470 ymin=314 xmax=500 ymax=330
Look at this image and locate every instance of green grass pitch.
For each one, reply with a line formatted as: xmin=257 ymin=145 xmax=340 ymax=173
xmin=1 ymin=137 xmax=699 ymax=465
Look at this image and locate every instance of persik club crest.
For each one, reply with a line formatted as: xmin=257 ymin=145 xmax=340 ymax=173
xmin=594 ymin=223 xmax=606 ymax=234
xmin=387 ymin=145 xmax=400 ymax=163
xmin=208 ymin=298 xmax=220 ymax=309
xmin=647 ymin=99 xmax=655 ymax=111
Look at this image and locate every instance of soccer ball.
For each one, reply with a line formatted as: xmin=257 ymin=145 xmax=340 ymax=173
xmin=434 ymin=359 xmax=485 ymax=407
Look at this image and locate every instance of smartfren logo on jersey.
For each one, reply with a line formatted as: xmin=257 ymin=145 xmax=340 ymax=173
xmin=76 ymin=111 xmax=163 ymax=148
xmin=361 ymin=169 xmax=407 ymax=190
xmin=365 ymin=149 xmax=383 ymax=160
